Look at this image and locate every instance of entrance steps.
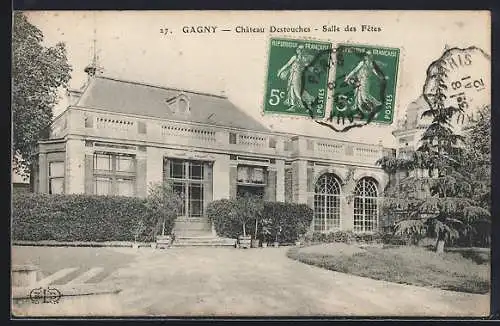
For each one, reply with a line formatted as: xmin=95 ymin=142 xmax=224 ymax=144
xmin=173 ymin=218 xmax=212 ymax=234
xmin=171 ymin=235 xmax=236 ymax=247
xmin=172 ymin=218 xmax=236 ymax=247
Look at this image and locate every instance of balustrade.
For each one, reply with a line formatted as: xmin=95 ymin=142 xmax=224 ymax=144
xmin=73 ymin=110 xmax=386 ymax=166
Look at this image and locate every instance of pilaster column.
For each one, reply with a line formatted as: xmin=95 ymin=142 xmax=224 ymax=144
xmin=291 ymin=160 xmax=308 ymax=204
xmin=275 ymin=160 xmax=285 ymax=202
xmin=38 ymin=152 xmax=48 ymax=194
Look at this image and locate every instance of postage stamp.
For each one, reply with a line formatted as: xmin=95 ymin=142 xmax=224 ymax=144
xmin=331 ymin=44 xmax=400 ymax=124
xmin=263 ymin=38 xmax=331 ymax=118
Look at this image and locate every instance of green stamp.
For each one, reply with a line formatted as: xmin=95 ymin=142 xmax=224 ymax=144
xmin=332 ymin=44 xmax=400 ymax=124
xmin=263 ymin=38 xmax=331 ymax=118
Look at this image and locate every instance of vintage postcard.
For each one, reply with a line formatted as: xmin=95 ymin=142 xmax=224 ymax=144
xmin=11 ymin=10 xmax=491 ymax=317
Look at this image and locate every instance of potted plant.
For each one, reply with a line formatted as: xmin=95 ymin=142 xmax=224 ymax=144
xmin=260 ymin=216 xmax=272 ymax=248
xmin=251 ymin=213 xmax=261 ymax=248
xmin=272 ymin=206 xmax=283 ymax=247
xmin=145 ymin=181 xmax=183 ymax=249
xmin=234 ymin=195 xmax=263 ymax=249
xmin=234 ymin=206 xmax=252 ymax=249
xmin=155 ymin=220 xmax=172 ymax=249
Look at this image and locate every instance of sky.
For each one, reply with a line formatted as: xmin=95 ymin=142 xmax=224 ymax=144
xmin=24 ymin=10 xmax=490 ymax=148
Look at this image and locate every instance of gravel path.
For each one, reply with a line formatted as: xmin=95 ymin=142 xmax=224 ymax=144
xmin=106 ymin=247 xmax=489 ymax=317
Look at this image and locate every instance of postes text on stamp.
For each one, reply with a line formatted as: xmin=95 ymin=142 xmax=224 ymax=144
xmin=331 ymin=44 xmax=400 ymax=125
xmin=263 ymin=38 xmax=331 ymax=118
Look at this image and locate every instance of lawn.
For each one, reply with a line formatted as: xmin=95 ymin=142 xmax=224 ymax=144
xmin=287 ymin=243 xmax=490 ymax=294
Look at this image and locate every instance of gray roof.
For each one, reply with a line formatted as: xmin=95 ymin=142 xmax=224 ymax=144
xmin=76 ymin=76 xmax=269 ymax=132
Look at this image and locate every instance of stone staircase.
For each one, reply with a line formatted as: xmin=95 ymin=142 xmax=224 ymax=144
xmin=171 ymin=217 xmax=236 ymax=247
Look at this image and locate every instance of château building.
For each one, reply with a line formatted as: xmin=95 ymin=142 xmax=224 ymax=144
xmin=33 ymin=65 xmax=393 ymax=238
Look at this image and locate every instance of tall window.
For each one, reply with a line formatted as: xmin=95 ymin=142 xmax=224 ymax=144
xmin=314 ymin=173 xmax=341 ymax=231
xmin=354 ymin=177 xmax=379 ymax=232
xmin=48 ymin=161 xmax=65 ymax=194
xmin=93 ymin=152 xmax=136 ymax=196
xmin=168 ymin=159 xmax=206 ymax=217
xmin=95 ymin=176 xmax=112 ymax=195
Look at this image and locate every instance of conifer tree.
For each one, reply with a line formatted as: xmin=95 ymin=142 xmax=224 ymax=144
xmin=377 ymin=64 xmax=490 ymax=252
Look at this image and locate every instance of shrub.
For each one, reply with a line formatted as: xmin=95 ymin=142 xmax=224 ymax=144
xmin=12 ymin=193 xmax=161 ymax=242
xmin=145 ymin=181 xmax=183 ymax=237
xmin=207 ymin=196 xmax=264 ymax=239
xmin=207 ymin=200 xmax=313 ymax=243
xmin=254 ymin=202 xmax=313 ymax=243
xmin=207 ymin=199 xmax=242 ymax=239
xmin=304 ymin=230 xmax=387 ymax=245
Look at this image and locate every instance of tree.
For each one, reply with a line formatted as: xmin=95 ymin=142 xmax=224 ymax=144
xmin=231 ymin=194 xmax=264 ymax=238
xmin=145 ymin=182 xmax=184 ymax=237
xmin=12 ymin=12 xmax=72 ymax=179
xmin=456 ymin=106 xmax=491 ymax=246
xmin=378 ymin=64 xmax=490 ymax=253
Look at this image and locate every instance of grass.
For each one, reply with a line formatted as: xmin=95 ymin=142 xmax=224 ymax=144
xmin=287 ymin=244 xmax=490 ymax=294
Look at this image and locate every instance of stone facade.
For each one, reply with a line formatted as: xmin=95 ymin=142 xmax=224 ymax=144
xmin=36 ymin=75 xmax=390 ymax=234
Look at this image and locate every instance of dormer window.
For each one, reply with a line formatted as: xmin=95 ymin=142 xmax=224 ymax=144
xmin=178 ymin=97 xmax=189 ymax=113
xmin=166 ymin=94 xmax=190 ymax=114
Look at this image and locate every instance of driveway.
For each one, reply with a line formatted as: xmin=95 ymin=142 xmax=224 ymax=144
xmin=104 ymin=247 xmax=489 ymax=317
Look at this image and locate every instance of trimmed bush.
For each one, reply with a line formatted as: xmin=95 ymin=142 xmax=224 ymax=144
xmin=206 ymin=199 xmax=242 ymax=239
xmin=12 ymin=193 xmax=162 ymax=242
xmin=262 ymin=202 xmax=313 ymax=244
xmin=304 ymin=230 xmax=387 ymax=245
xmin=207 ymin=199 xmax=313 ymax=243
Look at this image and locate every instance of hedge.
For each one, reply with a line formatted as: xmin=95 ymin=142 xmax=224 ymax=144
xmin=262 ymin=202 xmax=313 ymax=243
xmin=302 ymin=230 xmax=410 ymax=245
xmin=207 ymin=199 xmax=314 ymax=243
xmin=207 ymin=199 xmax=249 ymax=239
xmin=12 ymin=193 xmax=164 ymax=242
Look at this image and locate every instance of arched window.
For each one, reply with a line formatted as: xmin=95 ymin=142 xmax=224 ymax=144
xmin=353 ymin=177 xmax=379 ymax=232
xmin=314 ymin=173 xmax=341 ymax=232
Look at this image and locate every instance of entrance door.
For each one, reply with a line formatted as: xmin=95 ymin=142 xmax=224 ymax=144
xmin=166 ymin=158 xmax=211 ymax=219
